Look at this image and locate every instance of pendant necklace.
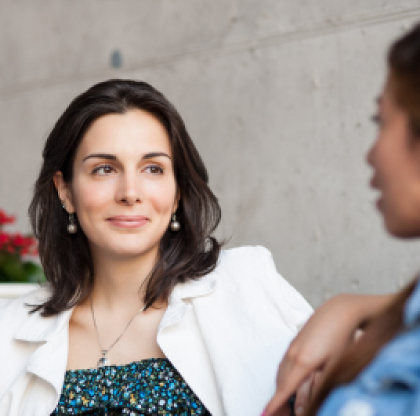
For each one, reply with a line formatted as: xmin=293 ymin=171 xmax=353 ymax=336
xmin=90 ymin=295 xmax=146 ymax=368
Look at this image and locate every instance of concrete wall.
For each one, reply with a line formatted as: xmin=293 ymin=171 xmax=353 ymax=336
xmin=1 ymin=1 xmax=420 ymax=307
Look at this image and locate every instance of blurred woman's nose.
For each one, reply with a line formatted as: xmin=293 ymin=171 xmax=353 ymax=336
xmin=116 ymin=170 xmax=141 ymax=205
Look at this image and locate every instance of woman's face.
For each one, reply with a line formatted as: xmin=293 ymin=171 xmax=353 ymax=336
xmin=367 ymin=78 xmax=420 ymax=238
xmin=54 ymin=109 xmax=178 ymax=259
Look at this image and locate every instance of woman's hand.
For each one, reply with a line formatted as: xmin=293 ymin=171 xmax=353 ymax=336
xmin=263 ymin=293 xmax=394 ymax=416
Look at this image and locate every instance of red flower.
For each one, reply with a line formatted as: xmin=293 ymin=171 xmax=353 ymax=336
xmin=11 ymin=233 xmax=25 ymax=247
xmin=0 ymin=208 xmax=39 ymax=257
xmin=0 ymin=232 xmax=10 ymax=248
xmin=0 ymin=209 xmax=16 ymax=225
xmin=0 ymin=208 xmax=43 ymax=283
xmin=7 ymin=234 xmax=38 ymax=256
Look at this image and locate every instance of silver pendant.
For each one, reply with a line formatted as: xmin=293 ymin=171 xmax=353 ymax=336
xmin=97 ymin=357 xmax=110 ymax=368
xmin=97 ymin=351 xmax=110 ymax=368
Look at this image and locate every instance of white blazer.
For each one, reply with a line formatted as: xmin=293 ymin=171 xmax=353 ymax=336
xmin=0 ymin=246 xmax=313 ymax=416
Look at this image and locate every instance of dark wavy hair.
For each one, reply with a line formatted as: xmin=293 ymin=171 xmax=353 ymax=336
xmin=307 ymin=22 xmax=420 ymax=414
xmin=29 ymin=79 xmax=222 ymax=316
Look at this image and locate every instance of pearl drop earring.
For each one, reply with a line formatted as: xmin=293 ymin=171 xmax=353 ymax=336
xmin=170 ymin=214 xmax=180 ymax=231
xmin=67 ymin=213 xmax=78 ymax=234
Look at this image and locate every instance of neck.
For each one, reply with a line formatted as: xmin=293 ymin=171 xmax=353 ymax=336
xmin=90 ymin=247 xmax=159 ymax=313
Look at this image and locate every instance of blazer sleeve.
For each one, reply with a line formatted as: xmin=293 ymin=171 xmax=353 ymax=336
xmin=189 ymin=246 xmax=314 ymax=415
xmin=255 ymin=245 xmax=313 ymax=332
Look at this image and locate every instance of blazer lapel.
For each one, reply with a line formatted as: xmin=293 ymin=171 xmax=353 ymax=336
xmin=20 ymin=326 xmax=69 ymax=415
xmin=13 ymin=297 xmax=73 ymax=415
xmin=158 ymin=275 xmax=224 ymax=416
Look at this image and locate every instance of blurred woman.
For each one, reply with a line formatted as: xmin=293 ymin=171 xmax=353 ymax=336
xmin=265 ymin=22 xmax=420 ymax=416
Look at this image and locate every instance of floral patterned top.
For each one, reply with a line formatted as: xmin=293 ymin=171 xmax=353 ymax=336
xmin=51 ymin=358 xmax=210 ymax=416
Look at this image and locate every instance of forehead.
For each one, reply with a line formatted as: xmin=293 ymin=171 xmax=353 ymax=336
xmin=76 ymin=109 xmax=172 ymax=158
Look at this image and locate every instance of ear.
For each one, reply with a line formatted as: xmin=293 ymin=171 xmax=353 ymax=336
xmin=172 ymin=189 xmax=181 ymax=213
xmin=53 ymin=171 xmax=76 ymax=213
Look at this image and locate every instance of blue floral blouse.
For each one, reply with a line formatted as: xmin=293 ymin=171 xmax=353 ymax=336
xmin=51 ymin=358 xmax=210 ymax=416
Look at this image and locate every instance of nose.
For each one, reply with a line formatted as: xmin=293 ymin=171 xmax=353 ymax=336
xmin=116 ymin=170 xmax=141 ymax=205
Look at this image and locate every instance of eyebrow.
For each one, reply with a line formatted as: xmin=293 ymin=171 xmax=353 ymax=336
xmin=82 ymin=153 xmax=116 ymax=162
xmin=82 ymin=152 xmax=171 ymax=162
xmin=143 ymin=152 xmax=171 ymax=160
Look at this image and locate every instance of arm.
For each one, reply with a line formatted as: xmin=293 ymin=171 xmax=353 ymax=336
xmin=263 ymin=293 xmax=395 ymax=416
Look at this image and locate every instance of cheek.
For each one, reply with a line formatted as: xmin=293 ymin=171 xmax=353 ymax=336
xmin=378 ymin=154 xmax=420 ymax=236
xmin=375 ymin=135 xmax=406 ymax=191
xmin=144 ymin=180 xmax=177 ymax=215
xmin=72 ymin=178 xmax=114 ymax=218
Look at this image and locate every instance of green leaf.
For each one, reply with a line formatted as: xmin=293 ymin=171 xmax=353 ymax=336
xmin=22 ymin=261 xmax=46 ymax=284
xmin=0 ymin=254 xmax=46 ymax=283
xmin=0 ymin=254 xmax=25 ymax=282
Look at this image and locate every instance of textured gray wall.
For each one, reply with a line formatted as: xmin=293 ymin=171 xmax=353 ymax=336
xmin=1 ymin=1 xmax=420 ymax=306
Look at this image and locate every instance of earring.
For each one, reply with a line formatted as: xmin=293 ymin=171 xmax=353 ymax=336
xmin=170 ymin=213 xmax=180 ymax=231
xmin=67 ymin=213 xmax=78 ymax=234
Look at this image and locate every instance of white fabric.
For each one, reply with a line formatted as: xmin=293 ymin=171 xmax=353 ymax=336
xmin=0 ymin=246 xmax=313 ymax=415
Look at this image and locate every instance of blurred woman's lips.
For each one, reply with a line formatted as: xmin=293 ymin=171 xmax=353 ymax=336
xmin=370 ymin=176 xmax=380 ymax=189
xmin=107 ymin=216 xmax=148 ymax=228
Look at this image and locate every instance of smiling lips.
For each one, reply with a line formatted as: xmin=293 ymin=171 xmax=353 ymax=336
xmin=107 ymin=216 xmax=148 ymax=228
xmin=370 ymin=176 xmax=380 ymax=190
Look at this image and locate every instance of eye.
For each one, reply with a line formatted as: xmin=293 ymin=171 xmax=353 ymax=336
xmin=144 ymin=164 xmax=164 ymax=175
xmin=92 ymin=164 xmax=115 ymax=175
xmin=371 ymin=114 xmax=383 ymax=127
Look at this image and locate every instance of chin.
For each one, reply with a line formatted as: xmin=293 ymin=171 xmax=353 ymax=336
xmin=99 ymin=238 xmax=158 ymax=258
xmin=113 ymin=245 xmax=156 ymax=257
xmin=384 ymin=218 xmax=420 ymax=239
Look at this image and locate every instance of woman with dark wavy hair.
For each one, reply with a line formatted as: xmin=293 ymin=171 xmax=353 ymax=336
xmin=0 ymin=79 xmax=314 ymax=415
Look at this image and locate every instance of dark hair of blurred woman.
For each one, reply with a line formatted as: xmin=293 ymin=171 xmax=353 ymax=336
xmin=307 ymin=22 xmax=420 ymax=414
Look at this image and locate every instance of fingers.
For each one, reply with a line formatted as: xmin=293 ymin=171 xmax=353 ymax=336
xmin=312 ymin=369 xmax=324 ymax=398
xmin=263 ymin=362 xmax=310 ymax=415
xmin=294 ymin=374 xmax=314 ymax=415
xmin=263 ymin=392 xmax=292 ymax=416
